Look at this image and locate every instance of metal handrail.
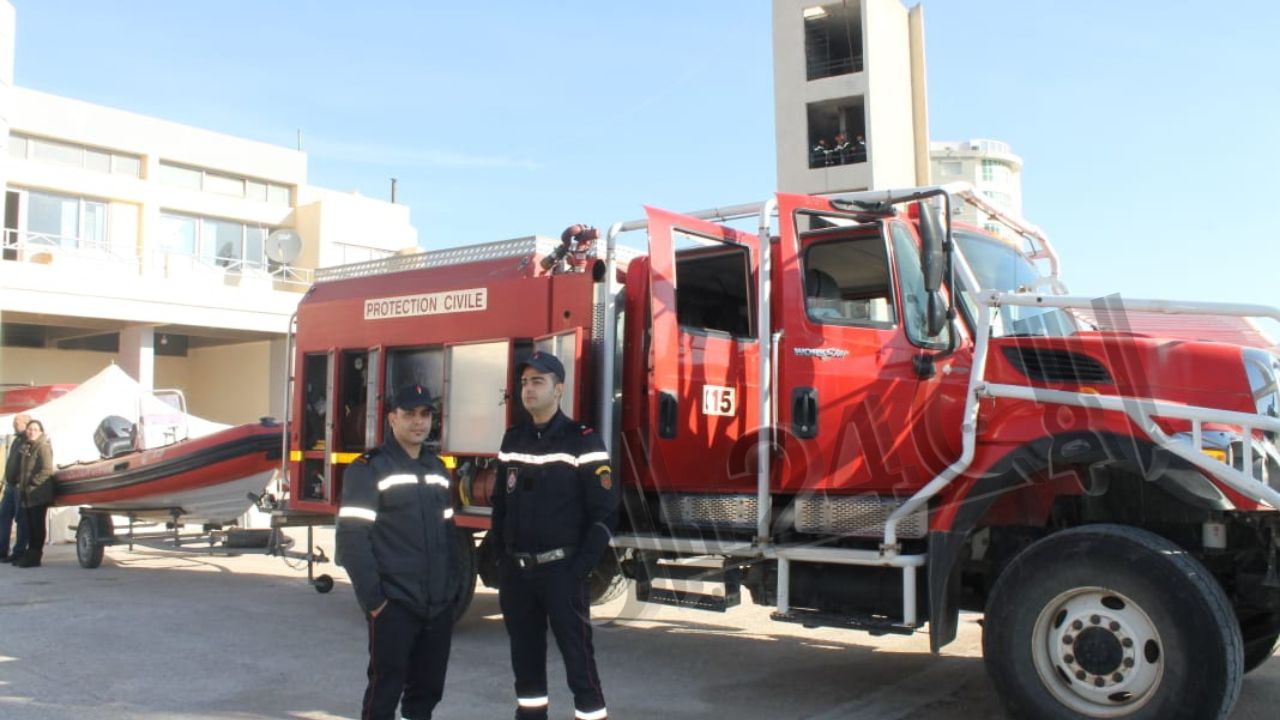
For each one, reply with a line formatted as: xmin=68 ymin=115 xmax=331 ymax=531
xmin=3 ymin=228 xmax=313 ymax=289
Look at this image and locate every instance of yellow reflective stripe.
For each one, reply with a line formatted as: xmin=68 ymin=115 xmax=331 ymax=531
xmin=330 ymin=452 xmax=362 ymax=465
xmin=288 ymin=450 xmax=302 ymax=462
xmin=338 ymin=506 xmax=376 ymax=522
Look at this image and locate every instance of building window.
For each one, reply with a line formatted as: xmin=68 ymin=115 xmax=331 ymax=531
xmin=160 ymin=211 xmax=273 ymax=269
xmin=158 ymin=161 xmax=292 ymax=207
xmin=804 ymin=4 xmax=863 ymax=81
xmin=807 ymin=98 xmax=866 ymax=168
xmin=26 ymin=190 xmax=108 ymax=249
xmin=981 ymin=159 xmax=1011 ymax=184
xmin=8 ymin=133 xmax=142 ymax=178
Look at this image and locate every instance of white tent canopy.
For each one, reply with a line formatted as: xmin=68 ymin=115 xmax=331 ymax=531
xmin=1 ymin=364 xmax=228 ymax=469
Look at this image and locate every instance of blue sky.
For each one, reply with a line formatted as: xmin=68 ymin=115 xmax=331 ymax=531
xmin=11 ymin=1 xmax=1279 ymax=311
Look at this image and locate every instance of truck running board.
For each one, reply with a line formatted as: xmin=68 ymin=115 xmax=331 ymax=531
xmin=632 ymin=553 xmax=743 ymax=613
xmin=771 ymin=608 xmax=916 ymax=636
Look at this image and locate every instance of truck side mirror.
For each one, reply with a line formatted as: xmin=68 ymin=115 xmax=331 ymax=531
xmin=918 ymin=201 xmax=945 ymax=294
xmin=916 ymin=201 xmax=951 ymax=338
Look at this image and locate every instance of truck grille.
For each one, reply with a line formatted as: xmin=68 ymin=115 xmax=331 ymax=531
xmin=659 ymin=493 xmax=759 ymax=530
xmin=793 ymin=494 xmax=927 ymax=539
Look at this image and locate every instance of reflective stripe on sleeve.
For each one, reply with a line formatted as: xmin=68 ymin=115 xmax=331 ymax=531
xmin=377 ymin=474 xmax=418 ymax=492
xmin=497 ymin=451 xmax=611 ymax=467
xmin=338 ymin=506 xmax=377 ymax=522
xmin=424 ymin=474 xmax=450 ymax=489
xmin=575 ymin=708 xmax=607 ymax=720
xmin=443 ymin=507 xmax=454 ymax=520
xmin=517 ymin=696 xmax=549 ymax=708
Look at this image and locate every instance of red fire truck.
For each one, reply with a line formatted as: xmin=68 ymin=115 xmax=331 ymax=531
xmin=278 ymin=184 xmax=1280 ymax=720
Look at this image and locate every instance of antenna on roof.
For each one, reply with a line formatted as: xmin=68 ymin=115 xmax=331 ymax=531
xmin=265 ymin=229 xmax=303 ymax=265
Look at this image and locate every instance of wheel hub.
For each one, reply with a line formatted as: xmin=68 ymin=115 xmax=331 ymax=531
xmin=1032 ymin=587 xmax=1164 ymax=717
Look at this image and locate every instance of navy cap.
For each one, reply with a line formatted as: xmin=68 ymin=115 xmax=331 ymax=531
xmin=518 ymin=351 xmax=565 ymax=383
xmin=391 ymin=383 xmax=434 ymax=410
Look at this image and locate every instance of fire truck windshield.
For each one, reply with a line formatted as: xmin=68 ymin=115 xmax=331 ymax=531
xmin=954 ymin=230 xmax=1079 ymax=338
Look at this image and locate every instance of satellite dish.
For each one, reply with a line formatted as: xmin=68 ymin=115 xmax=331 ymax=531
xmin=265 ymin=229 xmax=303 ymax=264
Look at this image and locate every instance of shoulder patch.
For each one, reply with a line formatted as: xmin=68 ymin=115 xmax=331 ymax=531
xmin=580 ymin=425 xmax=594 ymax=436
xmin=355 ymin=448 xmax=381 ymax=465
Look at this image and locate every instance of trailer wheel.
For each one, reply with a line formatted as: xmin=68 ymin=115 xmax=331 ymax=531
xmin=76 ymin=516 xmax=107 ymax=569
xmin=313 ymin=574 xmax=334 ymax=594
xmin=1243 ymin=632 xmax=1277 ymax=674
xmin=983 ymin=524 xmax=1243 ymax=720
xmin=452 ymin=529 xmax=477 ymax=623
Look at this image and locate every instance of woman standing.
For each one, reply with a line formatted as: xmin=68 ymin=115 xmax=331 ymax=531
xmin=16 ymin=419 xmax=54 ymax=568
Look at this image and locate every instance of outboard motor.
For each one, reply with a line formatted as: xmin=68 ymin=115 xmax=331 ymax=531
xmin=94 ymin=415 xmax=136 ymax=459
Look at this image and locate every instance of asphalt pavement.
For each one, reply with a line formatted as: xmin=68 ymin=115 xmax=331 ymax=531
xmin=0 ymin=534 xmax=1275 ymax=719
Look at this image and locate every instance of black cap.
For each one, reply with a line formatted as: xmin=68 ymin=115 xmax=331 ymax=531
xmin=391 ymin=383 xmax=434 ymax=410
xmin=518 ymin=351 xmax=565 ymax=383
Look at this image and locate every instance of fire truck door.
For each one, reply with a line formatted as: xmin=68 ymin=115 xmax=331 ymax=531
xmin=644 ymin=207 xmax=761 ymax=493
xmin=364 ymin=345 xmax=383 ymax=448
xmin=534 ymin=329 xmax=582 ymax=420
xmin=443 ymin=339 xmax=512 ymax=455
xmin=774 ymin=193 xmax=961 ymax=495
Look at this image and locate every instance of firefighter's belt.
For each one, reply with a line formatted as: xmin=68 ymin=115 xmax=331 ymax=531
xmin=510 ymin=546 xmax=575 ymax=569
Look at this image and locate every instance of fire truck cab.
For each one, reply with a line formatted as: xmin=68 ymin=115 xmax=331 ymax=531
xmin=280 ymin=185 xmax=1280 ymax=720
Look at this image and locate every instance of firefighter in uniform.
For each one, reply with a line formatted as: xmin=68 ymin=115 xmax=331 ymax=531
xmin=492 ymin=351 xmax=618 ymax=720
xmin=336 ymin=384 xmax=461 ymax=720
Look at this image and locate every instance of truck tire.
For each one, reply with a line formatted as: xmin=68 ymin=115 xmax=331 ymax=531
xmin=983 ymin=524 xmax=1243 ymax=720
xmin=1243 ymin=632 xmax=1277 ymax=674
xmin=452 ymin=529 xmax=478 ymax=623
xmin=588 ymin=551 xmax=629 ymax=606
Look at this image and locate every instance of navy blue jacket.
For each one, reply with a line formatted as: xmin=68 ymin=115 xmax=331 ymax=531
xmin=336 ymin=439 xmax=460 ymax=617
xmin=491 ymin=410 xmax=618 ymax=576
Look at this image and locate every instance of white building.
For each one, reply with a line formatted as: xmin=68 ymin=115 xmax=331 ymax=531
xmin=930 ymin=138 xmax=1024 ymax=237
xmin=772 ymin=0 xmax=931 ymax=195
xmin=0 ymin=2 xmax=417 ymax=424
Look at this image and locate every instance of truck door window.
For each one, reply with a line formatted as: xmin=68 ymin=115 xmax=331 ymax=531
xmin=803 ymin=235 xmax=895 ymax=327
xmin=891 ymin=222 xmax=951 ymax=348
xmin=674 ymin=239 xmax=755 ymax=338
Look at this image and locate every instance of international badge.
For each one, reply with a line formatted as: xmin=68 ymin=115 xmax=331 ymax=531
xmin=506 ymin=467 xmax=518 ymax=493
xmin=596 ymin=465 xmax=613 ymax=490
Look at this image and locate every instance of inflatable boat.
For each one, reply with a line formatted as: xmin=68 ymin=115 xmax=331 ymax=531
xmin=53 ymin=419 xmax=282 ymax=524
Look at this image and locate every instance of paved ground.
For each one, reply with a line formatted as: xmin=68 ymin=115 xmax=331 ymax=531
xmin=0 ymin=536 xmax=1276 ymax=719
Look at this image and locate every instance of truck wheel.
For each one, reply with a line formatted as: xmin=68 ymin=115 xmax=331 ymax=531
xmin=1243 ymin=632 xmax=1277 ymax=674
xmin=76 ymin=516 xmax=106 ymax=569
xmin=983 ymin=524 xmax=1243 ymax=720
xmin=588 ymin=551 xmax=628 ymax=606
xmin=452 ymin=529 xmax=478 ymax=623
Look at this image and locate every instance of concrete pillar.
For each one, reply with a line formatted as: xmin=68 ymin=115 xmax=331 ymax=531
xmin=118 ymin=325 xmax=155 ymax=391
xmin=267 ymin=336 xmax=288 ymax=421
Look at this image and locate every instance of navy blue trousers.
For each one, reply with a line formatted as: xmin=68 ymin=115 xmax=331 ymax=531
xmin=362 ymin=600 xmax=453 ymax=720
xmin=0 ymin=484 xmax=28 ymax=558
xmin=499 ymin=561 xmax=606 ymax=719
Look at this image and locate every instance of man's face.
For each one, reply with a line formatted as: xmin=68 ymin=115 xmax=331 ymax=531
xmin=520 ymin=367 xmax=562 ymax=418
xmin=388 ymin=406 xmax=432 ymax=447
xmin=12 ymin=415 xmax=29 ymax=435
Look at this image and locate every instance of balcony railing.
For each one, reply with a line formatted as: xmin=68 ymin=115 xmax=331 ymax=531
xmin=2 ymin=229 xmax=313 ymax=290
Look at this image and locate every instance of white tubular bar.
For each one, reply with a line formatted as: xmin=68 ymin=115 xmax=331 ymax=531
xmin=610 ymin=533 xmax=761 ymax=557
xmin=771 ymin=547 xmax=926 ymax=625
xmin=755 ymin=198 xmax=778 ymax=542
xmin=988 ymin=291 xmax=1280 ymax=323
xmin=600 ymin=222 xmax=623 ymax=455
xmin=982 ymin=382 xmax=1280 ymax=510
xmin=777 ymin=557 xmax=792 ymax=614
xmin=882 ymin=304 xmax=993 ymax=551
